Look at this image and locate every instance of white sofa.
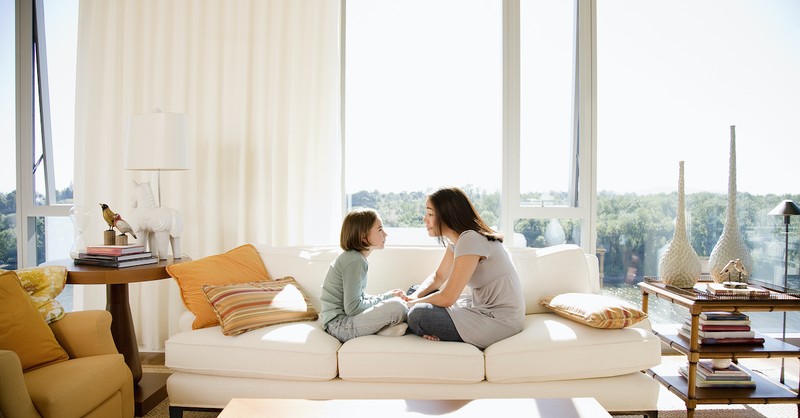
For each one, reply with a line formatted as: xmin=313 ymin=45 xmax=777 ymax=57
xmin=165 ymin=244 xmax=662 ymax=417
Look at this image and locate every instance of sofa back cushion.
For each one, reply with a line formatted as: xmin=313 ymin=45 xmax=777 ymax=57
xmin=508 ymin=244 xmax=594 ymax=314
xmin=253 ymin=244 xmax=596 ymax=316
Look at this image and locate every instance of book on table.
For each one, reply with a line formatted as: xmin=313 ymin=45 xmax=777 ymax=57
xmin=77 ymin=251 xmax=153 ymax=262
xmin=74 ymin=255 xmax=158 ymax=268
xmin=689 ymin=321 xmax=752 ymax=331
xmin=84 ymin=244 xmax=146 ymax=256
xmin=680 ymin=323 xmax=755 ymax=339
xmin=677 ymin=326 xmax=765 ymax=345
xmin=679 ymin=364 xmax=755 ymax=388
xmin=700 ymin=311 xmax=750 ymax=321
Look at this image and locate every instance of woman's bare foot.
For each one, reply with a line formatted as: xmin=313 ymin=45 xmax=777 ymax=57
xmin=422 ymin=334 xmax=440 ymax=341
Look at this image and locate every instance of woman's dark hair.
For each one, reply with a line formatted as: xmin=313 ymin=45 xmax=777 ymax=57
xmin=427 ymin=187 xmax=503 ymax=245
xmin=340 ymin=208 xmax=378 ymax=251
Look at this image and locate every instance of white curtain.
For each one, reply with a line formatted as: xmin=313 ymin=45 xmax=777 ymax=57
xmin=73 ymin=0 xmax=342 ymax=351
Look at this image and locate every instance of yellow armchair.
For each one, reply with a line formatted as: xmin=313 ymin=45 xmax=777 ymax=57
xmin=0 ymin=310 xmax=134 ymax=418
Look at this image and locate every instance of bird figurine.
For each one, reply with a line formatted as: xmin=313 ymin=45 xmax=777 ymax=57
xmin=100 ymin=203 xmax=117 ymax=231
xmin=113 ymin=214 xmax=137 ymax=240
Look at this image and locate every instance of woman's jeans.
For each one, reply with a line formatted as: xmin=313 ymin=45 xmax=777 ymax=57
xmin=325 ymin=298 xmax=408 ymax=343
xmin=407 ymin=303 xmax=463 ymax=342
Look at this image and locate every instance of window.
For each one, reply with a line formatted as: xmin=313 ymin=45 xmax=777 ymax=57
xmin=10 ymin=0 xmax=77 ymax=270
xmin=344 ymin=0 xmax=593 ymax=249
xmin=9 ymin=0 xmax=78 ymax=308
xmin=597 ymin=0 xmax=800 ymax=333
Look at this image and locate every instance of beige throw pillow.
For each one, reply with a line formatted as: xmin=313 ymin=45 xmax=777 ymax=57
xmin=539 ymin=292 xmax=647 ymax=329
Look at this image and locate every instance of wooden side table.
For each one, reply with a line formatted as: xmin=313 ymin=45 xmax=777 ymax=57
xmin=42 ymin=256 xmax=192 ymax=417
xmin=639 ymin=280 xmax=800 ymax=418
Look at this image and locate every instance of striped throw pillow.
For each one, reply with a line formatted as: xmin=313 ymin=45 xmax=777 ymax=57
xmin=203 ymin=277 xmax=318 ymax=336
xmin=539 ymin=293 xmax=646 ymax=329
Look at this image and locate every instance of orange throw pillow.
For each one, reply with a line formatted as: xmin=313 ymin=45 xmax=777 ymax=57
xmin=167 ymin=244 xmax=272 ymax=329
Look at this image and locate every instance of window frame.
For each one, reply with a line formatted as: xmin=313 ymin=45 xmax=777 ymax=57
xmin=15 ymin=0 xmax=71 ymax=268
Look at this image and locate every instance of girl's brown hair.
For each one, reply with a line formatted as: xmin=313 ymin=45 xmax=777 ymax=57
xmin=428 ymin=187 xmax=503 ymax=245
xmin=340 ymin=208 xmax=379 ymax=251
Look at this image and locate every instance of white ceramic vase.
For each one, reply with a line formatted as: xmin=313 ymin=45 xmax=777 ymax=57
xmin=708 ymin=126 xmax=752 ymax=283
xmin=659 ymin=161 xmax=702 ymax=288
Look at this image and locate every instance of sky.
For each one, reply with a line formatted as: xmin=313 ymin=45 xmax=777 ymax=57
xmin=2 ymin=0 xmax=799 ymax=196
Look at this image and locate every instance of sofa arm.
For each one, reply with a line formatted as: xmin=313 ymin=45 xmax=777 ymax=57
xmin=0 ymin=350 xmax=40 ymax=418
xmin=49 ymin=310 xmax=119 ymax=359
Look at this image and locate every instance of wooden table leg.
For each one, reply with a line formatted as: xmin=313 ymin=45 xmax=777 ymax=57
xmin=106 ymin=283 xmax=142 ymax=383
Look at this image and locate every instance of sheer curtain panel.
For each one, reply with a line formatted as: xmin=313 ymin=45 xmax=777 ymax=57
xmin=73 ymin=0 xmax=341 ymax=350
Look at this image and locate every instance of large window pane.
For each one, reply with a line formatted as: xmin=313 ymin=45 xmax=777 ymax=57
xmin=519 ymin=0 xmax=577 ymax=207
xmin=345 ymin=0 xmax=502 ymax=244
xmin=597 ymin=0 xmax=800 ymax=333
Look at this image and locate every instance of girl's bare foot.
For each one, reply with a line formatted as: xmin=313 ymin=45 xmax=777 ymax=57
xmin=422 ymin=334 xmax=440 ymax=341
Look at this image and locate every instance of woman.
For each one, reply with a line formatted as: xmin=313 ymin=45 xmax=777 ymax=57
xmin=406 ymin=187 xmax=525 ymax=349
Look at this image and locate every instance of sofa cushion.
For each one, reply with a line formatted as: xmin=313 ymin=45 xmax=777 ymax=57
xmin=484 ymin=313 xmax=661 ymax=383
xmin=167 ymin=244 xmax=272 ymax=330
xmin=508 ymin=245 xmax=594 ymax=314
xmin=539 ymin=292 xmax=647 ymax=329
xmin=203 ymin=277 xmax=319 ymax=336
xmin=0 ymin=271 xmax=69 ymax=372
xmin=337 ymin=335 xmax=485 ymax=383
xmin=4 ymin=266 xmax=68 ymax=324
xmin=165 ymin=320 xmax=340 ymax=381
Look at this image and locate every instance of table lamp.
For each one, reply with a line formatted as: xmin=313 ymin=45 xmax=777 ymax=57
xmin=768 ymin=198 xmax=800 ymax=384
xmin=124 ymin=108 xmax=188 ymax=207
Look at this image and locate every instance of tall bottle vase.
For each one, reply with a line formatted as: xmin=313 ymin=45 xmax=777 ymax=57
xmin=708 ymin=125 xmax=752 ymax=283
xmin=659 ymin=161 xmax=701 ymax=288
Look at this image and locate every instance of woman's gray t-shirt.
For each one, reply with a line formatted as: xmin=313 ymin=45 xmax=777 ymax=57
xmin=447 ymin=230 xmax=525 ymax=349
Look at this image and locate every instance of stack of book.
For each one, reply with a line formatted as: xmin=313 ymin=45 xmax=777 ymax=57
xmin=679 ymin=360 xmax=755 ymax=388
xmin=74 ymin=244 xmax=158 ymax=268
xmin=678 ymin=311 xmax=765 ymax=345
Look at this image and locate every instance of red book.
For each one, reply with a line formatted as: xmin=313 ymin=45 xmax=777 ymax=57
xmin=699 ymin=324 xmax=751 ymax=331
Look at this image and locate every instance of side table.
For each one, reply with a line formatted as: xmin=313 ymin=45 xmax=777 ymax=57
xmin=42 ymin=256 xmax=192 ymax=417
xmin=639 ymin=280 xmax=800 ymax=418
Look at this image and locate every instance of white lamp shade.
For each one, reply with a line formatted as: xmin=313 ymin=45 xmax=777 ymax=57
xmin=124 ymin=110 xmax=189 ymax=171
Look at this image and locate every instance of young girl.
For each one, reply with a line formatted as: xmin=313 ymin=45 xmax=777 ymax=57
xmin=320 ymin=208 xmax=409 ymax=342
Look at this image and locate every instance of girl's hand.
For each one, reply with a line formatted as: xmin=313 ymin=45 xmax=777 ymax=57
xmin=390 ymin=288 xmax=411 ymax=302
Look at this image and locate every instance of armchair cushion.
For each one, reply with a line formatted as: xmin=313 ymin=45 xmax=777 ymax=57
xmin=0 ymin=271 xmax=69 ymax=372
xmin=24 ymin=353 xmax=132 ymax=418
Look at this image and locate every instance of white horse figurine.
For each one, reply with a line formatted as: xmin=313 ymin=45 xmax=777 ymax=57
xmin=130 ymin=181 xmax=183 ymax=260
